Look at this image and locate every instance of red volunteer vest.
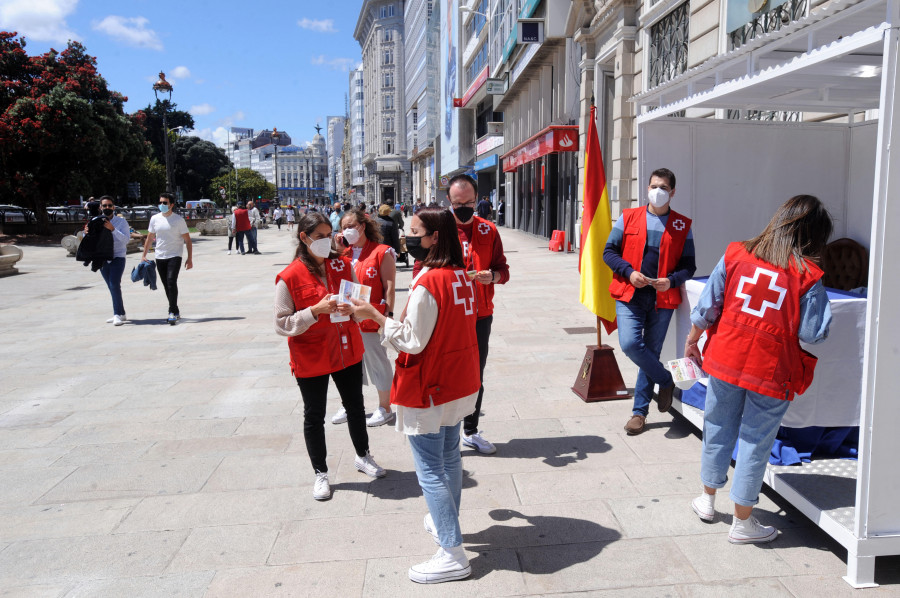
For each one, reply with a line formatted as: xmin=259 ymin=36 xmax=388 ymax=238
xmin=608 ymin=207 xmax=691 ymax=309
xmin=276 ymin=257 xmax=364 ymax=378
xmin=353 ymin=240 xmax=392 ymax=333
xmin=233 ymin=209 xmax=251 ymax=232
xmin=391 ymin=268 xmax=481 ymax=409
xmin=458 ymin=216 xmax=501 ymax=319
xmin=702 ymin=243 xmax=824 ymax=401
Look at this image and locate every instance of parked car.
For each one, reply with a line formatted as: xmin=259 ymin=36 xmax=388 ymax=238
xmin=0 ymin=205 xmax=35 ymax=224
xmin=125 ymin=206 xmax=157 ymax=220
xmin=47 ymin=206 xmax=86 ymax=222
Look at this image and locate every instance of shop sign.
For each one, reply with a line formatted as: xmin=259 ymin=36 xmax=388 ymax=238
xmin=461 ymin=66 xmax=489 ymax=107
xmin=502 ymin=126 xmax=579 ymax=173
xmin=477 ymin=135 xmax=504 ymax=155
xmin=487 ymin=122 xmax=503 ymax=136
xmin=473 ymin=154 xmax=498 ymax=172
xmin=486 ymin=78 xmax=507 ymax=95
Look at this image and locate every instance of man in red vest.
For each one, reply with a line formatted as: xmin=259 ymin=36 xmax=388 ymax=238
xmin=603 ymin=168 xmax=696 ymax=435
xmin=448 ymin=174 xmax=509 ymax=454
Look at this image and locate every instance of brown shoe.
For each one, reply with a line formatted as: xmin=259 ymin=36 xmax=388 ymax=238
xmin=624 ymin=415 xmax=646 ymax=435
xmin=657 ymin=384 xmax=675 ymax=413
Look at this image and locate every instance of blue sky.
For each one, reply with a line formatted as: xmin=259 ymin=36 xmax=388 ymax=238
xmin=0 ymin=0 xmax=364 ymax=149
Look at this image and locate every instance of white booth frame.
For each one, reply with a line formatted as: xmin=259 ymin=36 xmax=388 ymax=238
xmin=632 ymin=0 xmax=900 ymax=588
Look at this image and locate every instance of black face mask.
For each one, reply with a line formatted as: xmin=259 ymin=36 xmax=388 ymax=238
xmin=102 ymin=208 xmax=115 ymax=217
xmin=452 ymin=206 xmax=475 ymax=223
xmin=405 ymin=235 xmax=430 ymax=262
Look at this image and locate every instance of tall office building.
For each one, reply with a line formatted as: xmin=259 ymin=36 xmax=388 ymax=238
xmin=326 ymin=116 xmax=346 ymax=201
xmin=349 ymin=66 xmax=366 ymax=201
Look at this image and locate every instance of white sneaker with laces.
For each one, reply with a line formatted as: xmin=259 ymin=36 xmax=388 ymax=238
xmin=227 ymin=250 xmax=231 ymax=255
xmin=692 ymin=492 xmax=716 ymax=522
xmin=112 ymin=315 xmax=125 ymax=326
xmin=331 ymin=407 xmax=347 ymax=424
xmin=424 ymin=513 xmax=440 ymax=545
xmin=729 ymin=515 xmax=778 ymax=544
xmin=354 ymin=452 xmax=386 ymax=478
xmin=367 ymin=406 xmax=396 ymax=427
xmin=313 ymin=471 xmax=331 ymax=501
xmin=408 ymin=546 xmax=471 ymax=584
xmin=462 ymin=431 xmax=497 ymax=454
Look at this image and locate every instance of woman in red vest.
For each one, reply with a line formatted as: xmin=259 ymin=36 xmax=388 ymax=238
xmin=349 ymin=208 xmax=480 ymax=584
xmin=329 ymin=207 xmax=397 ymax=427
xmin=684 ymin=195 xmax=833 ymax=544
xmin=274 ymin=212 xmax=386 ymax=502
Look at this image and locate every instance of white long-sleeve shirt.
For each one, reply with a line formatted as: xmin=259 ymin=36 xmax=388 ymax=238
xmin=110 ymin=215 xmax=130 ymax=258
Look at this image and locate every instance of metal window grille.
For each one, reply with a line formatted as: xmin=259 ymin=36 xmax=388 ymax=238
xmin=648 ymin=2 xmax=689 ymax=88
xmin=729 ymin=0 xmax=807 ymax=50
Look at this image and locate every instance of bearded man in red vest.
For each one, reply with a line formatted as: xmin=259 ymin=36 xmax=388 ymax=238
xmin=603 ymin=168 xmax=696 ymax=436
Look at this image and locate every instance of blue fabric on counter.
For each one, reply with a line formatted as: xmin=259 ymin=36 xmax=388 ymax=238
xmin=677 ymin=382 xmax=858 ymax=465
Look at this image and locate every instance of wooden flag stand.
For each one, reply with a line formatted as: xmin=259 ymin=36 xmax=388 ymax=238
xmin=572 ymin=317 xmax=631 ymax=402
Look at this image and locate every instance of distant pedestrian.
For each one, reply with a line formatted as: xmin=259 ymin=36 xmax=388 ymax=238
xmin=141 ymin=192 xmax=193 ymax=325
xmin=227 ymin=206 xmax=237 ymax=254
xmin=329 ymin=202 xmax=343 ymax=232
xmin=377 ymin=204 xmax=401 ymax=255
xmin=273 ymin=206 xmax=283 ymax=230
xmin=389 ymin=203 xmax=404 ymax=233
xmin=497 ymin=198 xmax=506 ymax=227
xmin=247 ymin=200 xmax=261 ymax=254
xmin=477 ymin=196 xmax=492 ymax=220
xmin=232 ymin=202 xmax=251 ymax=254
xmin=286 ymin=206 xmax=295 ymax=230
xmin=348 ymin=207 xmax=479 ymax=584
xmin=274 ymin=212 xmax=386 ymax=501
xmin=97 ymin=195 xmax=130 ymax=326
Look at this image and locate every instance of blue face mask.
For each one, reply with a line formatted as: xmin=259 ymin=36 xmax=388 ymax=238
xmin=159 ymin=204 xmax=170 ymax=213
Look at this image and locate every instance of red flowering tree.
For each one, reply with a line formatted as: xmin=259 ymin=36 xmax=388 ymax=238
xmin=0 ymin=32 xmax=147 ymax=233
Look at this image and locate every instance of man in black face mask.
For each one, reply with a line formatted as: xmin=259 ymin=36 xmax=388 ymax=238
xmin=448 ymin=174 xmax=509 ymax=454
xmin=96 ymin=195 xmax=131 ymax=326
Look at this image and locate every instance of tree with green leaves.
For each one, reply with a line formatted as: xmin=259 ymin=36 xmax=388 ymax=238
xmin=138 ymin=100 xmax=194 ymax=166
xmin=208 ymin=168 xmax=275 ymax=206
xmin=170 ymin=135 xmax=230 ymax=201
xmin=0 ymin=32 xmax=148 ymax=233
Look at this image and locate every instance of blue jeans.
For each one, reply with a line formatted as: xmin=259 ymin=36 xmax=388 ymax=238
xmin=235 ymin=231 xmax=247 ymax=253
xmin=247 ymin=227 xmax=258 ymax=252
xmin=408 ymin=424 xmax=464 ymax=548
xmin=700 ymin=376 xmax=791 ymax=506
xmin=99 ymin=257 xmax=126 ymax=316
xmin=615 ymin=300 xmax=674 ymax=416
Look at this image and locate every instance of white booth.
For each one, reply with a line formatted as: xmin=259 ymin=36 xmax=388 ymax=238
xmin=632 ymin=0 xmax=900 ymax=587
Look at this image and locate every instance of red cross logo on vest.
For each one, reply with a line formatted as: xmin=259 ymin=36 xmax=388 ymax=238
xmin=451 ymin=270 xmax=475 ymax=315
xmin=462 ymin=240 xmax=470 ymax=258
xmin=478 ymin=222 xmax=491 ymax=235
xmin=330 ymin=260 xmax=344 ymax=272
xmin=735 ymin=266 xmax=786 ymax=317
xmin=365 ymin=266 xmax=377 ymax=279
xmin=672 ymin=218 xmax=686 ymax=232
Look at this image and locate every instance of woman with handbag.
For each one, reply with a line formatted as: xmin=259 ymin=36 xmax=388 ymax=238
xmin=349 ymin=207 xmax=480 ymax=584
xmin=684 ymin=195 xmax=833 ymax=543
xmin=274 ymin=212 xmax=386 ymax=501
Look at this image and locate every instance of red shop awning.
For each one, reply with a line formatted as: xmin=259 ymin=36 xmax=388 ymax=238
xmin=501 ymin=125 xmax=579 ymax=173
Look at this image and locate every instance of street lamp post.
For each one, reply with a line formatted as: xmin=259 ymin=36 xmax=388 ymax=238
xmin=152 ymin=72 xmax=174 ymax=194
xmin=272 ymin=128 xmax=281 ymax=207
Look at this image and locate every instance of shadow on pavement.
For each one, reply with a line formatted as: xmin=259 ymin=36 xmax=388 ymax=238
xmin=465 ymin=509 xmax=622 ymax=578
xmin=126 ymin=316 xmax=247 ymax=326
xmin=332 ymin=468 xmax=478 ymax=501
xmin=467 ymin=435 xmax=612 ymax=467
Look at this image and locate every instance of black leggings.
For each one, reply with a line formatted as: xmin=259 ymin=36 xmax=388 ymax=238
xmin=463 ymin=315 xmax=493 ymax=435
xmin=296 ymin=361 xmax=369 ymax=474
xmin=155 ymin=257 xmax=182 ymax=315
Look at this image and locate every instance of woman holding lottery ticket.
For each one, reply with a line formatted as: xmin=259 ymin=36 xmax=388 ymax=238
xmin=274 ymin=212 xmax=386 ymax=502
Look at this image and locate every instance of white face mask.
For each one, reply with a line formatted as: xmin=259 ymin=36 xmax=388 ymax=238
xmin=307 ymin=236 xmax=333 ymax=258
xmin=648 ymin=187 xmax=670 ymax=208
xmin=342 ymin=227 xmax=361 ymax=245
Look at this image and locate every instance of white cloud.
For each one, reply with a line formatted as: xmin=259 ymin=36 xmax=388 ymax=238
xmin=311 ymin=55 xmax=357 ymax=72
xmin=195 ymin=126 xmax=230 ymax=148
xmin=218 ymin=111 xmax=246 ymax=128
xmin=190 ymin=103 xmax=215 ymax=116
xmin=170 ymin=66 xmax=191 ymax=79
xmin=0 ymin=0 xmax=80 ymax=45
xmin=298 ymin=18 xmax=336 ymax=33
xmin=92 ymin=15 xmax=162 ymax=51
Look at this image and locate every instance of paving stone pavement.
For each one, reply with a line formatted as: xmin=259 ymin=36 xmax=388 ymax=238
xmin=1 ymin=224 xmax=898 ymax=597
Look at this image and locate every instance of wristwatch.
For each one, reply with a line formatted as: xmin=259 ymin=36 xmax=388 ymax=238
xmin=387 ymin=311 xmax=394 ymax=317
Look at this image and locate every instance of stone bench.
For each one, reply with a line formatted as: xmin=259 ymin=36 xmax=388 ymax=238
xmin=61 ymin=232 xmax=145 ymax=257
xmin=0 ymin=245 xmax=23 ymax=277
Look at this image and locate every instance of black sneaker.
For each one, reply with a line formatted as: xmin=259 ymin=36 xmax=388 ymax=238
xmin=167 ymin=313 xmax=177 ymax=325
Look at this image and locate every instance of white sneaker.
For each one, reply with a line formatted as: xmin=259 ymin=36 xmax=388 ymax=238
xmin=408 ymin=547 xmax=471 ymax=584
xmin=424 ymin=513 xmax=440 ymax=545
xmin=354 ymin=452 xmax=386 ymax=478
xmin=462 ymin=431 xmax=497 ymax=454
xmin=331 ymin=407 xmax=347 ymax=424
xmin=226 ymin=250 xmax=231 ymax=255
xmin=112 ymin=315 xmax=125 ymax=327
xmin=367 ymin=406 xmax=396 ymax=427
xmin=692 ymin=492 xmax=716 ymax=522
xmin=313 ymin=472 xmax=331 ymax=501
xmin=106 ymin=316 xmax=115 ymax=323
xmin=729 ymin=515 xmax=778 ymax=544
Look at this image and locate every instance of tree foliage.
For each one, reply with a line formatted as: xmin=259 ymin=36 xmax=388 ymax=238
xmin=208 ymin=168 xmax=275 ymax=206
xmin=172 ymin=136 xmax=230 ymax=200
xmin=132 ymin=157 xmax=166 ymax=203
xmin=138 ymin=100 xmax=194 ymax=165
xmin=0 ymin=32 xmax=148 ymax=232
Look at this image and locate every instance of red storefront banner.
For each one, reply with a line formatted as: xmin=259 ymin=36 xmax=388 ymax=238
xmin=462 ymin=66 xmax=489 ymax=108
xmin=501 ymin=125 xmax=579 ymax=173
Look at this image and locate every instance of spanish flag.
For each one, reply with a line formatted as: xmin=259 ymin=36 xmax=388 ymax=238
xmin=579 ymin=105 xmax=617 ymax=334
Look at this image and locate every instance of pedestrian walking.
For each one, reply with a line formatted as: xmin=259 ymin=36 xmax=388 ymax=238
xmin=226 ymin=206 xmax=237 ymax=254
xmin=685 ymin=194 xmax=832 ymax=543
xmin=331 ymin=207 xmax=396 ymax=427
xmin=603 ymin=167 xmax=696 ymax=435
xmin=377 ymin=204 xmax=401 ymax=255
xmin=140 ymin=192 xmax=193 ymax=325
xmin=247 ymin=200 xmax=262 ymax=254
xmin=232 ymin=202 xmax=251 ymax=254
xmin=274 ymin=212 xmax=386 ymax=501
xmin=476 ymin=195 xmax=492 ymax=220
xmin=348 ymin=207 xmax=480 ymax=584
xmin=273 ymin=206 xmax=283 ymax=230
xmin=447 ymin=174 xmax=510 ymax=454
xmin=286 ymin=205 xmax=295 ymax=230
xmin=96 ymin=196 xmax=130 ymax=326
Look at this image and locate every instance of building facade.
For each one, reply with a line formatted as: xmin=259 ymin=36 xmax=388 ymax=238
xmin=355 ymin=0 xmax=412 ymax=205
xmin=404 ymin=0 xmax=439 ymax=203
xmin=326 ymin=116 xmax=347 ymax=201
xmin=348 ymin=66 xmax=367 ymax=202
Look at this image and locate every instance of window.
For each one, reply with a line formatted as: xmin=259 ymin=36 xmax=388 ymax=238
xmin=383 ymin=29 xmax=393 ymax=42
xmin=384 ymin=95 xmax=393 ymax=110
xmin=729 ymin=0 xmax=807 ymax=50
xmin=383 ymin=71 xmax=393 ymax=87
xmin=383 ymin=116 xmax=394 ymax=133
xmin=383 ymin=49 xmax=393 ymax=65
xmin=648 ymin=2 xmax=689 ymax=88
xmin=466 ymin=43 xmax=489 ymax=87
xmin=380 ymin=4 xmax=394 ymax=18
xmin=384 ymin=139 xmax=394 ymax=154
